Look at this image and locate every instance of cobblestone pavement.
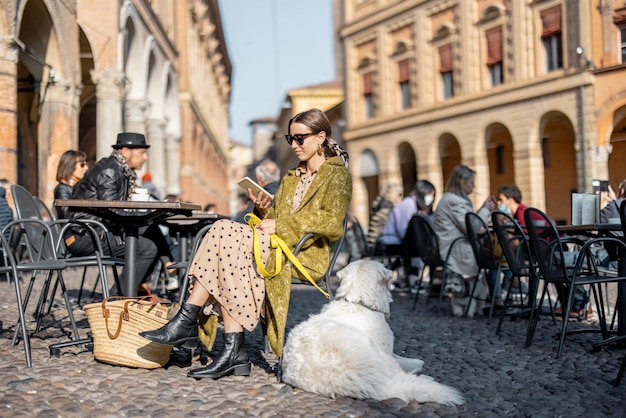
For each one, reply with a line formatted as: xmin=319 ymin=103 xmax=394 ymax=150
xmin=0 ymin=267 xmax=625 ymax=417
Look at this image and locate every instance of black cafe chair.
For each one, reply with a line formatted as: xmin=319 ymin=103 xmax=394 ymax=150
xmin=11 ymin=184 xmax=122 ymax=306
xmin=465 ymin=212 xmax=508 ymax=320
xmin=491 ymin=210 xmax=542 ymax=336
xmin=34 ymin=196 xmax=56 ymax=222
xmin=524 ymin=207 xmax=626 ymax=357
xmin=614 ymin=346 xmax=626 ymax=386
xmin=407 ymin=214 xmax=467 ymax=313
xmin=0 ymin=218 xmax=79 ymax=367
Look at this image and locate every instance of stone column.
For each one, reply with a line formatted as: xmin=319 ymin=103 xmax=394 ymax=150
xmin=146 ymin=118 xmax=166 ymax=197
xmin=0 ymin=36 xmax=20 ymax=181
xmin=593 ymin=144 xmax=612 ymax=182
xmin=91 ymin=70 xmax=126 ymax=159
xmin=124 ymin=99 xmax=151 ymax=138
xmin=39 ymin=80 xmax=81 ymax=200
xmin=165 ymin=132 xmax=182 ymax=197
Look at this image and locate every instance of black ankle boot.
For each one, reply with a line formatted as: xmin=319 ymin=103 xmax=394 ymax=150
xmin=187 ymin=332 xmax=250 ymax=379
xmin=139 ymin=302 xmax=201 ymax=348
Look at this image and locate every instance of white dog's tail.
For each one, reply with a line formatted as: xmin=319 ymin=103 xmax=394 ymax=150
xmin=380 ymin=372 xmax=464 ymax=406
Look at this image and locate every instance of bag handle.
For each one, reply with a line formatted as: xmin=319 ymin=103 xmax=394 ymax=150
xmin=100 ymin=295 xmax=170 ymax=340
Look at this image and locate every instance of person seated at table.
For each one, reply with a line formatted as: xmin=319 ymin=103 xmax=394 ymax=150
xmin=381 ymin=180 xmax=436 ymax=291
xmin=53 ymin=150 xmax=89 ymax=219
xmin=489 ymin=184 xmax=536 ymax=306
xmin=367 ymin=182 xmax=403 ymax=255
xmin=600 ymin=180 xmax=626 ymax=224
xmin=140 ymin=108 xmax=351 ymax=380
xmin=433 ymin=165 xmax=496 ymax=304
xmin=590 ymin=179 xmax=626 ymax=271
xmin=66 ymin=132 xmax=173 ymax=296
xmin=234 ymin=159 xmax=281 ymax=224
xmin=496 ymin=184 xmax=545 ymax=228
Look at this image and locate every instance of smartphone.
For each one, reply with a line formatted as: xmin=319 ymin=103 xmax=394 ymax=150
xmin=592 ymin=179 xmax=609 ymax=193
xmin=237 ymin=176 xmax=273 ymax=199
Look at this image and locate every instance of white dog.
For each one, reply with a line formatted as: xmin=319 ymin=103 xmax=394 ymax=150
xmin=281 ymin=260 xmax=464 ymax=406
xmin=443 ymin=272 xmax=488 ymax=318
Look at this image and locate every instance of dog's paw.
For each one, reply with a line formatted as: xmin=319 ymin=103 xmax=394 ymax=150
xmin=451 ymin=306 xmax=465 ymax=317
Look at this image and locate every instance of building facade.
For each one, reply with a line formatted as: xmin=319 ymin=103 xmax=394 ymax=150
xmin=0 ymin=0 xmax=231 ymax=210
xmin=173 ymin=0 xmax=231 ymax=212
xmin=339 ymin=0 xmax=626 ymax=226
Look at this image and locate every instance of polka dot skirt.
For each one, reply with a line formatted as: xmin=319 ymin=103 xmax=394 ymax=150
xmin=189 ymin=219 xmax=270 ymax=331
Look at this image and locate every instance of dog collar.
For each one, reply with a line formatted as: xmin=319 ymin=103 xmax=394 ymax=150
xmin=335 ymin=297 xmax=390 ymax=318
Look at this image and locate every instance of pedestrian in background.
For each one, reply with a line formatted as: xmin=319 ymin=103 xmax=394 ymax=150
xmin=235 ymin=159 xmax=281 ymax=223
xmin=366 ymin=182 xmax=402 ymax=254
xmin=141 ymin=172 xmax=161 ymax=200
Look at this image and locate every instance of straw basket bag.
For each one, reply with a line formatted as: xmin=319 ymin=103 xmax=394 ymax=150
xmin=84 ymin=296 xmax=173 ymax=369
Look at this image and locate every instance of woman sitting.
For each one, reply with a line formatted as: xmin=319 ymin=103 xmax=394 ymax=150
xmin=433 ymin=165 xmax=495 ymax=282
xmin=141 ymin=108 xmax=352 ymax=379
xmin=54 ymin=150 xmax=89 ymax=219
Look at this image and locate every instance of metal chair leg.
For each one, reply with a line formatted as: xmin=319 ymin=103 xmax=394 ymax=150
xmin=613 ymin=350 xmax=626 ymax=387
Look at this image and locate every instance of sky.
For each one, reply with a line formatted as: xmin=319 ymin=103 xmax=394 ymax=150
xmin=218 ymin=0 xmax=336 ymax=146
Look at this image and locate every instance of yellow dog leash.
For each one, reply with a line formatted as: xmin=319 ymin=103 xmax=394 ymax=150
xmin=245 ymin=213 xmax=330 ymax=299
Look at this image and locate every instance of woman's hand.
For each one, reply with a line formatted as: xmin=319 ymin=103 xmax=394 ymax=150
xmin=249 ymin=190 xmax=273 ymax=217
xmin=600 ymin=186 xmax=617 ymax=208
xmin=482 ymin=195 xmax=497 ymax=212
xmin=255 ymin=218 xmax=276 ymax=235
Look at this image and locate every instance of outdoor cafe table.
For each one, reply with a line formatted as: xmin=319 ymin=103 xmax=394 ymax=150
xmin=556 ymin=222 xmax=626 ymax=348
xmin=162 ymin=212 xmax=227 ymax=262
xmin=53 ymin=199 xmax=201 ymax=296
xmin=161 ymin=212 xmax=228 ymax=281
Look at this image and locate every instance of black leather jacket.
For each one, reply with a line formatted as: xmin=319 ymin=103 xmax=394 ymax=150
xmin=71 ymin=155 xmax=133 ymax=232
xmin=53 ymin=182 xmax=74 ymax=219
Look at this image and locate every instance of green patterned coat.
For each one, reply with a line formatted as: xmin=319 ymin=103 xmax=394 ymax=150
xmin=262 ymin=156 xmax=352 ymax=356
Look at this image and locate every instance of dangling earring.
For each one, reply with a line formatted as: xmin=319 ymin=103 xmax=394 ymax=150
xmin=317 ymin=143 xmax=324 ymax=156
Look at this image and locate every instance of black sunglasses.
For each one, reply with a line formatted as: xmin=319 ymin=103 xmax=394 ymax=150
xmin=284 ymin=132 xmax=317 ymax=146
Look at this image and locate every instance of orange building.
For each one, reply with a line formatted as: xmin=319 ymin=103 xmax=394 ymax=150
xmin=338 ymin=0 xmax=626 ymax=225
xmin=0 ymin=0 xmax=231 ymax=211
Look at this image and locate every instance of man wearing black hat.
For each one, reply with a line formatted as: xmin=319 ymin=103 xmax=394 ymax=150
xmin=66 ymin=132 xmax=170 ymax=295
